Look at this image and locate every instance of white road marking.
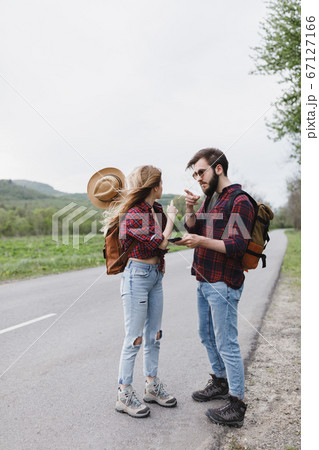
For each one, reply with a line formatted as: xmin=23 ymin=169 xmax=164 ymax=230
xmin=0 ymin=314 xmax=57 ymax=335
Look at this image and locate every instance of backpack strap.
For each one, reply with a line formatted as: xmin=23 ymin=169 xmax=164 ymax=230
xmin=225 ymin=189 xmax=258 ymax=218
xmin=245 ymin=248 xmax=267 ymax=268
xmin=103 ymin=238 xmax=138 ymax=260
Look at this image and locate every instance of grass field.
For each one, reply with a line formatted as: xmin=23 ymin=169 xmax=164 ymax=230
xmin=0 ymin=229 xmax=301 ymax=282
xmin=282 ymin=230 xmax=301 ymax=285
xmin=0 ymin=234 xmax=187 ymax=281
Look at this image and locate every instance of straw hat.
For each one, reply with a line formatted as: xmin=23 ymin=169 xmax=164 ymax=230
xmin=87 ymin=167 xmax=126 ymax=209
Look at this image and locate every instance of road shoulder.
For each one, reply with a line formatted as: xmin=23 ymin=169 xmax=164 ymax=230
xmin=199 ymin=270 xmax=301 ymax=450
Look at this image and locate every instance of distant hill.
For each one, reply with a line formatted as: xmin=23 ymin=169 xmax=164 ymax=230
xmin=0 ymin=179 xmax=178 ymax=210
xmin=0 ymin=180 xmax=50 ymax=201
xmin=13 ymin=180 xmax=65 ymax=196
xmin=0 ymin=179 xmax=90 ymax=209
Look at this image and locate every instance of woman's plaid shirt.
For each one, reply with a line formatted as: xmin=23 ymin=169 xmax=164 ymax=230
xmin=185 ymin=184 xmax=255 ymax=289
xmin=120 ymin=201 xmax=167 ymax=271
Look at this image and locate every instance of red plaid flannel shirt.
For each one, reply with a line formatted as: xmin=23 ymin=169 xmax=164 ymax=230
xmin=185 ymin=184 xmax=255 ymax=289
xmin=120 ymin=201 xmax=167 ymax=271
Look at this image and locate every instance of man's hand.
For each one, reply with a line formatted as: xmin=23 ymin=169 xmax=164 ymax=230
xmin=175 ymin=233 xmax=203 ymax=248
xmin=176 ymin=233 xmax=226 ymax=254
xmin=184 ymin=189 xmax=200 ymax=211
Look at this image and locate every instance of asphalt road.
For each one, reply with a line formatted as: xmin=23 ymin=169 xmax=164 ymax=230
xmin=0 ymin=229 xmax=287 ymax=450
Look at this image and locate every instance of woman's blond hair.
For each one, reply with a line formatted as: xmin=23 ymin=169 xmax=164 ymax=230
xmin=101 ymin=165 xmax=162 ymax=234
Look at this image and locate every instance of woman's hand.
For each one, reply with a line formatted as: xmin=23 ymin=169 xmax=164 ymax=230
xmin=166 ymin=200 xmax=178 ymax=221
xmin=159 ymin=200 xmax=179 ymax=249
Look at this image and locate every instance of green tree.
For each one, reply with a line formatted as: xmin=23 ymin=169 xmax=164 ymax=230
xmin=270 ymin=205 xmax=293 ymax=229
xmin=287 ymin=175 xmax=301 ymax=229
xmin=172 ymin=196 xmax=187 ymax=217
xmin=251 ymin=0 xmax=301 ymax=163
xmin=15 ymin=216 xmax=32 ymax=236
xmin=0 ymin=209 xmax=17 ymax=236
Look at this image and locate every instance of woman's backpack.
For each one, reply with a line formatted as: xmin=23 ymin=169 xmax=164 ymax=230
xmin=103 ymin=225 xmax=138 ymax=275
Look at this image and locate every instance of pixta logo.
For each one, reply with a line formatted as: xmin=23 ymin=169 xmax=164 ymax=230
xmin=52 ymin=203 xmax=99 ymax=249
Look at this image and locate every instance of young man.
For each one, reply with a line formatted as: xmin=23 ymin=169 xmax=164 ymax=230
xmin=176 ymin=148 xmax=255 ymax=428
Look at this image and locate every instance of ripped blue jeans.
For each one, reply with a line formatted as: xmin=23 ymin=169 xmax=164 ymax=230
xmin=118 ymin=260 xmax=163 ymax=385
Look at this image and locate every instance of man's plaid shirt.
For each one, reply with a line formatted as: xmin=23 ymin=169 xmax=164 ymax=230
xmin=185 ymin=184 xmax=255 ymax=289
xmin=120 ymin=201 xmax=167 ymax=271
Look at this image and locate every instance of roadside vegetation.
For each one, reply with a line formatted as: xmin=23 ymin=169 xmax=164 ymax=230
xmin=0 ymin=234 xmax=187 ymax=282
xmin=0 ymin=230 xmax=299 ymax=283
xmin=282 ymin=229 xmax=301 ymax=285
xmin=0 ymin=235 xmax=104 ymax=281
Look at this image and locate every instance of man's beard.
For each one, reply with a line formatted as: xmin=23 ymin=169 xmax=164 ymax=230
xmin=203 ymin=171 xmax=219 ymax=197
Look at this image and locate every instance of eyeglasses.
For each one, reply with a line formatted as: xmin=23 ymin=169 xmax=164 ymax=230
xmin=192 ymin=169 xmax=207 ymax=180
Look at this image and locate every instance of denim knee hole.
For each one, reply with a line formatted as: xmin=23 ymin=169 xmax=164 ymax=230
xmin=156 ymin=330 xmax=162 ymax=341
xmin=133 ymin=336 xmax=142 ymax=346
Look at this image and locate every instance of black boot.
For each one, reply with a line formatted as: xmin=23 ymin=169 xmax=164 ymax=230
xmin=192 ymin=374 xmax=229 ymax=402
xmin=205 ymin=395 xmax=247 ymax=428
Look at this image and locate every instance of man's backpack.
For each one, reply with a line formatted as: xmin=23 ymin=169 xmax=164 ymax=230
xmin=225 ymin=190 xmax=274 ymax=270
xmin=103 ymin=225 xmax=138 ymax=275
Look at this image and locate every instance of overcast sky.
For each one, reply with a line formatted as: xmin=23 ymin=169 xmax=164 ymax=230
xmin=0 ymin=0 xmax=299 ymax=208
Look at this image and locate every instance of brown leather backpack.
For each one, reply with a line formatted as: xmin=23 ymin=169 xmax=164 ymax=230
xmin=103 ymin=225 xmax=138 ymax=275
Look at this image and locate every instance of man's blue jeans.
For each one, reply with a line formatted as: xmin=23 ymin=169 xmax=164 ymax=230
xmin=197 ymin=281 xmax=245 ymax=399
xmin=118 ymin=260 xmax=163 ymax=386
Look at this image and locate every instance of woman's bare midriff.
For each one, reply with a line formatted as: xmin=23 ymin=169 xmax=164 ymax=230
xmin=128 ymin=256 xmax=160 ymax=265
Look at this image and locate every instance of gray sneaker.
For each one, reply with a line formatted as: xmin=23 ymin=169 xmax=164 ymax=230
xmin=143 ymin=377 xmax=177 ymax=407
xmin=115 ymin=385 xmax=150 ymax=418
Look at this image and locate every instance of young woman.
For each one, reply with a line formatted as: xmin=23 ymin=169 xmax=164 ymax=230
xmin=102 ymin=165 xmax=178 ymax=418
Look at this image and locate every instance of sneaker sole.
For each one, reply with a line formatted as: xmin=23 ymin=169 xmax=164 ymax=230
xmin=115 ymin=407 xmax=150 ymax=418
xmin=205 ymin=410 xmax=244 ymax=428
xmin=143 ymin=397 xmax=177 ymax=408
xmin=192 ymin=393 xmax=229 ymax=402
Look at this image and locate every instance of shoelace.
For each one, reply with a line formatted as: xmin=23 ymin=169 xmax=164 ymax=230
xmin=219 ymin=402 xmax=235 ymax=413
xmin=205 ymin=378 xmax=214 ymax=388
xmin=125 ymin=390 xmax=142 ymax=407
xmin=204 ymin=376 xmax=226 ymax=391
xmin=218 ymin=398 xmax=240 ymax=414
xmin=153 ymin=380 xmax=169 ymax=398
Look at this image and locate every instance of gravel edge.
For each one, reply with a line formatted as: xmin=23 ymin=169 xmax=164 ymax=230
xmin=197 ymin=272 xmax=301 ymax=450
